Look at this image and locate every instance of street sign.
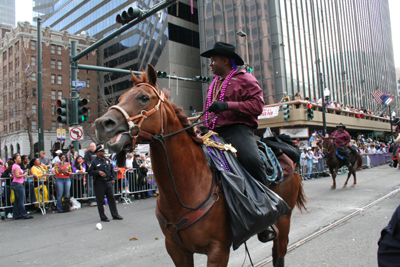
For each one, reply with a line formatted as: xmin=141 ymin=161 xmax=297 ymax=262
xmin=72 ymin=81 xmax=86 ymax=87
xmin=69 ymin=126 xmax=84 ymax=141
xmin=76 ymin=85 xmax=83 ymax=92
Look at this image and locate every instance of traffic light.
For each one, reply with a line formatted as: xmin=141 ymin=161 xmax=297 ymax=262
xmin=77 ymin=98 xmax=88 ymax=123
xmin=157 ymin=71 xmax=167 ymax=78
xmin=282 ymin=103 xmax=290 ymax=122
xmin=56 ymin=99 xmax=68 ymax=124
xmin=307 ymin=103 xmax=314 ymax=120
xmin=194 ymin=76 xmax=211 ymax=83
xmin=116 ymin=7 xmax=143 ymax=25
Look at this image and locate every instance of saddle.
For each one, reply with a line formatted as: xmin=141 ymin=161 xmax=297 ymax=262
xmin=201 ymin=132 xmax=291 ymax=250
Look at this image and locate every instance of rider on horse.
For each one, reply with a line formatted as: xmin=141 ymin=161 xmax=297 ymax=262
xmin=330 ymin=123 xmax=356 ymax=166
xmin=200 ymin=42 xmax=278 ymax=243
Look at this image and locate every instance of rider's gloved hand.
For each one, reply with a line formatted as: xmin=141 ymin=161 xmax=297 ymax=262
xmin=208 ymin=101 xmax=228 ymax=114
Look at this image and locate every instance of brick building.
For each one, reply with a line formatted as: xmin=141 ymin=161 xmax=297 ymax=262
xmin=0 ymin=22 xmax=98 ymax=159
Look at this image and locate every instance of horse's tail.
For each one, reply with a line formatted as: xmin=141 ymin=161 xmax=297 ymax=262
xmin=355 ymin=153 xmax=362 ymax=171
xmin=295 ymin=180 xmax=307 ymax=212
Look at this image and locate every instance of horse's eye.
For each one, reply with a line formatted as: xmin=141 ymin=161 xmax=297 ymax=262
xmin=139 ymin=95 xmax=150 ymax=102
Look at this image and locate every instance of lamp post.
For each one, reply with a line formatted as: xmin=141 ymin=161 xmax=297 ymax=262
xmin=236 ymin=30 xmax=249 ymax=69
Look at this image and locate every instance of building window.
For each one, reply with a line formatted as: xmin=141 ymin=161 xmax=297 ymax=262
xmin=51 ymin=90 xmax=56 ymax=100
xmin=87 ymin=93 xmax=90 ymax=102
xmin=15 ymin=41 xmax=19 ymax=51
xmin=87 ymin=108 xmax=91 ymax=117
xmin=32 ymin=87 xmax=36 ymax=97
xmin=32 ymin=104 xmax=37 ymax=114
xmin=52 ymin=121 xmax=56 ymax=130
xmin=2 ymin=51 xmax=6 ymax=61
xmin=57 ymin=60 xmax=62 ymax=70
xmin=87 ymin=79 xmax=90 ymax=87
xmin=51 ymin=74 xmax=55 ymax=84
xmin=57 ymin=46 xmax=62 ymax=55
xmin=31 ymin=121 xmax=37 ymax=130
xmin=9 ymin=62 xmax=13 ymax=71
xmin=8 ymin=46 xmax=13 ymax=55
xmin=58 ymin=123 xmax=63 ymax=128
xmin=57 ymin=75 xmax=62 ymax=84
xmin=31 ymin=72 xmax=36 ymax=81
xmin=51 ymin=44 xmax=55 ymax=54
xmin=31 ymin=56 xmax=36 ymax=66
xmin=9 ymin=92 xmax=13 ymax=100
xmin=51 ymin=105 xmax=55 ymax=115
xmin=51 ymin=59 xmax=55 ymax=69
xmin=57 ymin=91 xmax=62 ymax=100
xmin=31 ymin=40 xmax=36 ymax=50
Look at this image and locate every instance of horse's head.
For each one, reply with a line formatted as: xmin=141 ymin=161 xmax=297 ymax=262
xmin=95 ymin=64 xmax=164 ymax=153
xmin=321 ymin=137 xmax=332 ymax=155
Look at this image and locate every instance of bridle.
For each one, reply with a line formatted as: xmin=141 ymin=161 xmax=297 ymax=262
xmin=108 ymin=81 xmax=218 ymax=211
xmin=322 ymin=138 xmax=337 ymax=160
xmin=108 ymin=82 xmax=165 ymax=147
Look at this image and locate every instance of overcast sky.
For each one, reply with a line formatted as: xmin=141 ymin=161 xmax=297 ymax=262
xmin=14 ymin=0 xmax=400 ymax=67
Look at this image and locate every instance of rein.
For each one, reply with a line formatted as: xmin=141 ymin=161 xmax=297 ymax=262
xmin=323 ymin=139 xmax=336 ymax=160
xmin=110 ymin=82 xmax=218 ymax=210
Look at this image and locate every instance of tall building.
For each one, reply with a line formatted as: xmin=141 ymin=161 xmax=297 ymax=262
xmin=0 ymin=22 xmax=98 ymax=158
xmin=0 ymin=0 xmax=16 ymax=27
xmin=33 ymin=0 xmax=60 ymax=24
xmin=198 ymin=0 xmax=396 ymax=112
xmin=42 ymin=0 xmax=203 ymax=115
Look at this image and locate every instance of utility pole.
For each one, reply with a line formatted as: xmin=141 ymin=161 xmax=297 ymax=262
xmin=37 ymin=17 xmax=44 ymax=152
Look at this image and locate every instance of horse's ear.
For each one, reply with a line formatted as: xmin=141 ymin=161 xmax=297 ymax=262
xmin=147 ymin=64 xmax=157 ymax=87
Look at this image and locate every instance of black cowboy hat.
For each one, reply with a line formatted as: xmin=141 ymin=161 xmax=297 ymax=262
xmin=336 ymin=123 xmax=346 ymax=129
xmin=200 ymin=42 xmax=245 ymax=66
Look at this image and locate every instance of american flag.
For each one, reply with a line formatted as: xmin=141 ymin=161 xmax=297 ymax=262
xmin=371 ymin=89 xmax=393 ymax=106
xmin=371 ymin=89 xmax=384 ymax=104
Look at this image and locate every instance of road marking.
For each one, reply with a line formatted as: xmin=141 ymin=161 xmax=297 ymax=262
xmin=253 ymin=187 xmax=400 ymax=267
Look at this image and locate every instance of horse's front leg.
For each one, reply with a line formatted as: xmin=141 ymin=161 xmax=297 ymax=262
xmin=351 ymin=167 xmax=357 ymax=187
xmin=165 ymin=238 xmax=194 ymax=267
xmin=330 ymin=167 xmax=337 ymax=189
xmin=206 ymin=243 xmax=230 ymax=267
xmin=273 ymin=214 xmax=291 ymax=267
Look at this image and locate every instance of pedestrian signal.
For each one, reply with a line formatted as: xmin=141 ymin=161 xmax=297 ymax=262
xmin=282 ymin=104 xmax=290 ymax=122
xmin=307 ymin=103 xmax=314 ymax=120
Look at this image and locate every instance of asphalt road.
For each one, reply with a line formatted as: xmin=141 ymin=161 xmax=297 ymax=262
xmin=1 ymin=164 xmax=399 ymax=267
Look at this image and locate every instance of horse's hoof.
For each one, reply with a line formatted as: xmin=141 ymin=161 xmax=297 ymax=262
xmin=343 ymin=185 xmax=347 ymax=188
xmin=351 ymin=183 xmax=356 ymax=187
xmin=331 ymin=186 xmax=336 ymax=190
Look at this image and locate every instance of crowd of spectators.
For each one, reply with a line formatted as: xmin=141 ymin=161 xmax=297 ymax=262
xmin=0 ymin=142 xmax=153 ymax=220
xmin=280 ymin=92 xmax=393 ymax=118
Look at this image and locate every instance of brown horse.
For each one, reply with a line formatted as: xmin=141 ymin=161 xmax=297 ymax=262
xmin=95 ymin=64 xmax=306 ymax=267
xmin=320 ymin=138 xmax=362 ymax=189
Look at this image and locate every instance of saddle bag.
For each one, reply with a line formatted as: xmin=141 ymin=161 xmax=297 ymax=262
xmin=203 ymin=135 xmax=291 ymax=250
xmin=262 ymin=133 xmax=301 ymax=165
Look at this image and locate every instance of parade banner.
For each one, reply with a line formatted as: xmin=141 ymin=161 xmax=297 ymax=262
xmin=258 ymin=106 xmax=280 ymax=119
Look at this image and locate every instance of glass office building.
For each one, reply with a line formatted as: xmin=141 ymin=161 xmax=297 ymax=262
xmin=43 ymin=0 xmax=203 ymax=113
xmin=0 ymin=0 xmax=15 ymax=27
xmin=198 ymin=0 xmax=396 ymax=110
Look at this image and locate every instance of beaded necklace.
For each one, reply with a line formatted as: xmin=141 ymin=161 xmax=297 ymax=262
xmin=205 ymin=69 xmax=236 ymax=129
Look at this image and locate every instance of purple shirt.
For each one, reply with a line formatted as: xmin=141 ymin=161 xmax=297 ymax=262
xmin=12 ymin=164 xmax=24 ymax=183
xmin=330 ymin=130 xmax=351 ymax=147
xmin=203 ymin=70 xmax=265 ymax=129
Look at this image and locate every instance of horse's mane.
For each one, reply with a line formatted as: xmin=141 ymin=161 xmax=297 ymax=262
xmin=130 ymin=71 xmax=203 ymax=146
xmin=171 ymin=103 xmax=203 ymax=146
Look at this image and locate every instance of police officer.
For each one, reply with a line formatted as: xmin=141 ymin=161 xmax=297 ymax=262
xmin=378 ymin=204 xmax=400 ymax=266
xmin=88 ymin=144 xmax=123 ymax=222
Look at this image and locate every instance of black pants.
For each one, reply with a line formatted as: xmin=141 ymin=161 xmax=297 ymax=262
xmin=214 ymin=124 xmax=267 ymax=185
xmin=94 ymin=180 xmax=119 ymax=220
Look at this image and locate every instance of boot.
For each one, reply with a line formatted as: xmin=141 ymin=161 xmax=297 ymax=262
xmin=258 ymin=225 xmax=279 ymax=243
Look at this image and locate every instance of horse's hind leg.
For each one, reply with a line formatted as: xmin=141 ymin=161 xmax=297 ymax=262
xmin=351 ymin=168 xmax=357 ymax=187
xmin=206 ymin=243 xmax=230 ymax=267
xmin=165 ymin=240 xmax=194 ymax=267
xmin=274 ymin=214 xmax=291 ymax=267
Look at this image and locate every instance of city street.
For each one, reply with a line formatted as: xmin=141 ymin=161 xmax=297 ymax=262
xmin=1 ymin=164 xmax=400 ymax=267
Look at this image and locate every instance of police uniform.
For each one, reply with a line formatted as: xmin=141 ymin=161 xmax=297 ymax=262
xmin=88 ymin=145 xmax=122 ymax=221
xmin=378 ymin=204 xmax=400 ymax=266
